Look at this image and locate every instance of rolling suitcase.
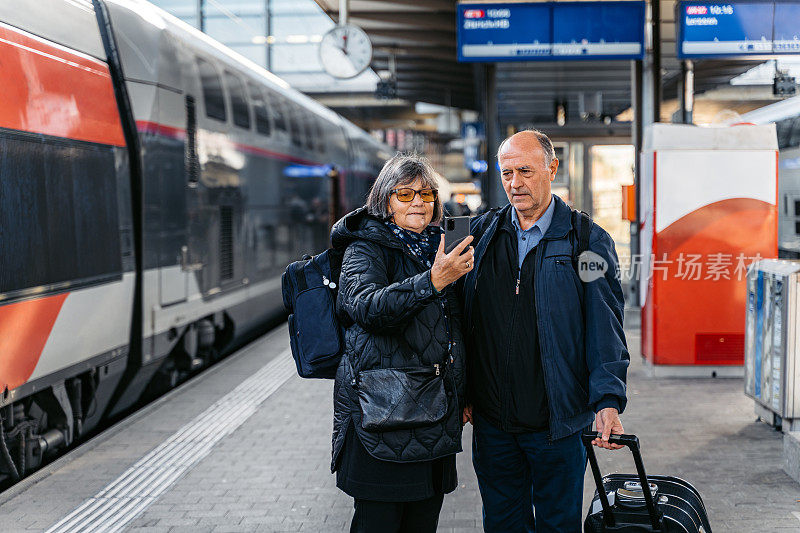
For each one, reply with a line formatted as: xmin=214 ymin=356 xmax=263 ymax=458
xmin=583 ymin=432 xmax=712 ymax=533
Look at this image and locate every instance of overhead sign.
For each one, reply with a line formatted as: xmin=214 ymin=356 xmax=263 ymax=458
xmin=678 ymin=1 xmax=800 ymax=57
xmin=457 ymin=2 xmax=645 ymax=62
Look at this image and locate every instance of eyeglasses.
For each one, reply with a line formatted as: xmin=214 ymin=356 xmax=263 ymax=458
xmin=390 ymin=188 xmax=438 ymax=203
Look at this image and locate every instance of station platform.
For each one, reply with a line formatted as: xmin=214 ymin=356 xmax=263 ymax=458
xmin=1 ymin=317 xmax=799 ymax=532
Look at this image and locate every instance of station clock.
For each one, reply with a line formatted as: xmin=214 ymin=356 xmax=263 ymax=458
xmin=319 ymin=24 xmax=372 ymax=79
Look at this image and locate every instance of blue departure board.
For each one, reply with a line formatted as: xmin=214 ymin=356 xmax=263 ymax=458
xmin=678 ymin=2 xmax=800 ymax=57
xmin=458 ymin=3 xmax=551 ymax=60
xmin=457 ymin=2 xmax=645 ymax=62
xmin=552 ymin=3 xmax=644 ymax=58
xmin=773 ymin=3 xmax=800 ymax=54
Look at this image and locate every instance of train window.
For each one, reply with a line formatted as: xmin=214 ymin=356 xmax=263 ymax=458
xmin=271 ymin=95 xmax=288 ymax=132
xmin=314 ymin=119 xmax=325 ymax=153
xmin=789 ymin=116 xmax=800 ymax=148
xmin=225 ymin=71 xmax=250 ymax=129
xmin=0 ymin=135 xmax=122 ymax=300
xmin=777 ymin=119 xmax=793 ymax=149
xmin=303 ymin=114 xmax=314 ymax=150
xmin=247 ymin=82 xmax=271 ymax=135
xmin=288 ymin=105 xmax=303 ymax=147
xmin=197 ymin=57 xmax=226 ymax=121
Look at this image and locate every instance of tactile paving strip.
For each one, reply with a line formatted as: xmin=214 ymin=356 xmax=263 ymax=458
xmin=45 ymin=351 xmax=296 ymax=533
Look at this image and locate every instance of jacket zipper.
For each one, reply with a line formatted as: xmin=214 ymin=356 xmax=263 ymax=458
xmin=469 ymin=252 xmax=483 ymax=337
xmin=501 ymin=262 xmax=522 ymax=430
xmin=439 ymin=292 xmax=454 ymax=379
xmin=472 ymin=264 xmax=481 ymax=299
xmin=470 ymin=220 xmax=493 ymax=307
xmin=533 ymin=242 xmax=555 ymax=444
xmin=390 ymin=239 xmax=447 ymax=374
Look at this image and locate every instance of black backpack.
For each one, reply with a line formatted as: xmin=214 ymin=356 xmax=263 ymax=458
xmin=571 ymin=209 xmax=593 ymax=267
xmin=281 ymin=248 xmax=346 ymax=379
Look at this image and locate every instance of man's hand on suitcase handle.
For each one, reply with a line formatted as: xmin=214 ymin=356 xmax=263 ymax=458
xmin=462 ymin=404 xmax=473 ymax=426
xmin=593 ymin=408 xmax=624 ymax=450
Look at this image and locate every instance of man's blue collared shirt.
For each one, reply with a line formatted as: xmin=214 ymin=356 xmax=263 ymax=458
xmin=511 ymin=196 xmax=555 ymax=269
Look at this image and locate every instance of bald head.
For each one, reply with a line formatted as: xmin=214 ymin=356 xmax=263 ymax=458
xmin=497 ymin=129 xmax=556 ymax=167
xmin=497 ymin=129 xmax=559 ymax=223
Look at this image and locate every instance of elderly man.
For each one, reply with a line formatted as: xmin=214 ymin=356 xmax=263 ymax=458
xmin=460 ymin=130 xmax=629 ymax=532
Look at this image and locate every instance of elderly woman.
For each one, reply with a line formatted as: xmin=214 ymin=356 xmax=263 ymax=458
xmin=330 ymin=154 xmax=474 ymax=532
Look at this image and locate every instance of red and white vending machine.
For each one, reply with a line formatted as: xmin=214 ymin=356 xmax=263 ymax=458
xmin=640 ymin=124 xmax=778 ymax=375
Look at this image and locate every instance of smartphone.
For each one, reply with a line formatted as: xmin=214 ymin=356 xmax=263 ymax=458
xmin=443 ymin=216 xmax=471 ymax=254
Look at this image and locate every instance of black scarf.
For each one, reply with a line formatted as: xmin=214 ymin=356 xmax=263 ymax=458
xmin=384 ymin=221 xmax=441 ymax=268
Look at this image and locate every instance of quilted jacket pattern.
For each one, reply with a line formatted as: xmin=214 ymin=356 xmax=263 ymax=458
xmin=330 ymin=207 xmax=466 ymax=471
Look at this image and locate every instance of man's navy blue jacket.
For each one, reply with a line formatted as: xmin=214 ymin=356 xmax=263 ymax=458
xmin=461 ymin=194 xmax=629 ymax=441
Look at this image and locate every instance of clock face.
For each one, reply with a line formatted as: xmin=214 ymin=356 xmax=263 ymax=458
xmin=319 ymin=24 xmax=372 ymax=79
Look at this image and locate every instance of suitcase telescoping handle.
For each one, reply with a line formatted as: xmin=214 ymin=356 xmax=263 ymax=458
xmin=581 ymin=432 xmax=662 ymax=531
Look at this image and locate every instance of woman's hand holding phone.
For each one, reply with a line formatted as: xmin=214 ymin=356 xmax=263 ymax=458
xmin=430 ymin=236 xmax=474 ymax=293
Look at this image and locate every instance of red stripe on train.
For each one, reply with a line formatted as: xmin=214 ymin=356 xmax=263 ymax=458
xmin=0 ymin=24 xmax=125 ymax=147
xmin=0 ymin=293 xmax=69 ymax=391
xmin=136 ymin=121 xmax=187 ymax=141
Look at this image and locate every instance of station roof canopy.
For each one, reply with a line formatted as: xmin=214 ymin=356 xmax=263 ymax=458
xmin=313 ymin=0 xmax=761 ymax=128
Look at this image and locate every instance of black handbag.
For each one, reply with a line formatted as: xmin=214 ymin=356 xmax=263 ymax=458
xmin=354 ymin=364 xmax=448 ymax=432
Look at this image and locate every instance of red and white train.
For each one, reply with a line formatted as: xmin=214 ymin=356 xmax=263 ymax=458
xmin=0 ymin=0 xmax=387 ymax=485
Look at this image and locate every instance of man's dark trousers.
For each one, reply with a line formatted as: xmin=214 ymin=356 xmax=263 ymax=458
xmin=472 ymin=413 xmax=587 ymax=532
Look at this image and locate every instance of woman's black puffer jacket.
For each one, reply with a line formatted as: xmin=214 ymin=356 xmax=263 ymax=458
xmin=330 ymin=207 xmax=466 ymax=471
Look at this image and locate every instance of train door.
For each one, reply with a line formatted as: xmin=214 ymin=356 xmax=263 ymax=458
xmin=182 ymin=90 xmax=207 ymax=299
xmin=157 ymin=88 xmax=191 ymax=305
xmin=183 ymin=57 xmax=245 ymax=297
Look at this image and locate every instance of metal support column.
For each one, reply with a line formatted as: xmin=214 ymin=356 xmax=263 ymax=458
xmin=482 ymin=64 xmax=504 ymax=208
xmin=678 ymin=60 xmax=694 ymax=124
xmin=631 ymin=59 xmax=643 ymax=305
xmin=583 ymin=142 xmax=593 ymax=216
xmin=265 ymin=0 xmax=272 ymax=71
xmin=651 ymin=0 xmax=662 ymax=123
xmin=197 ymin=0 xmax=205 ymax=32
